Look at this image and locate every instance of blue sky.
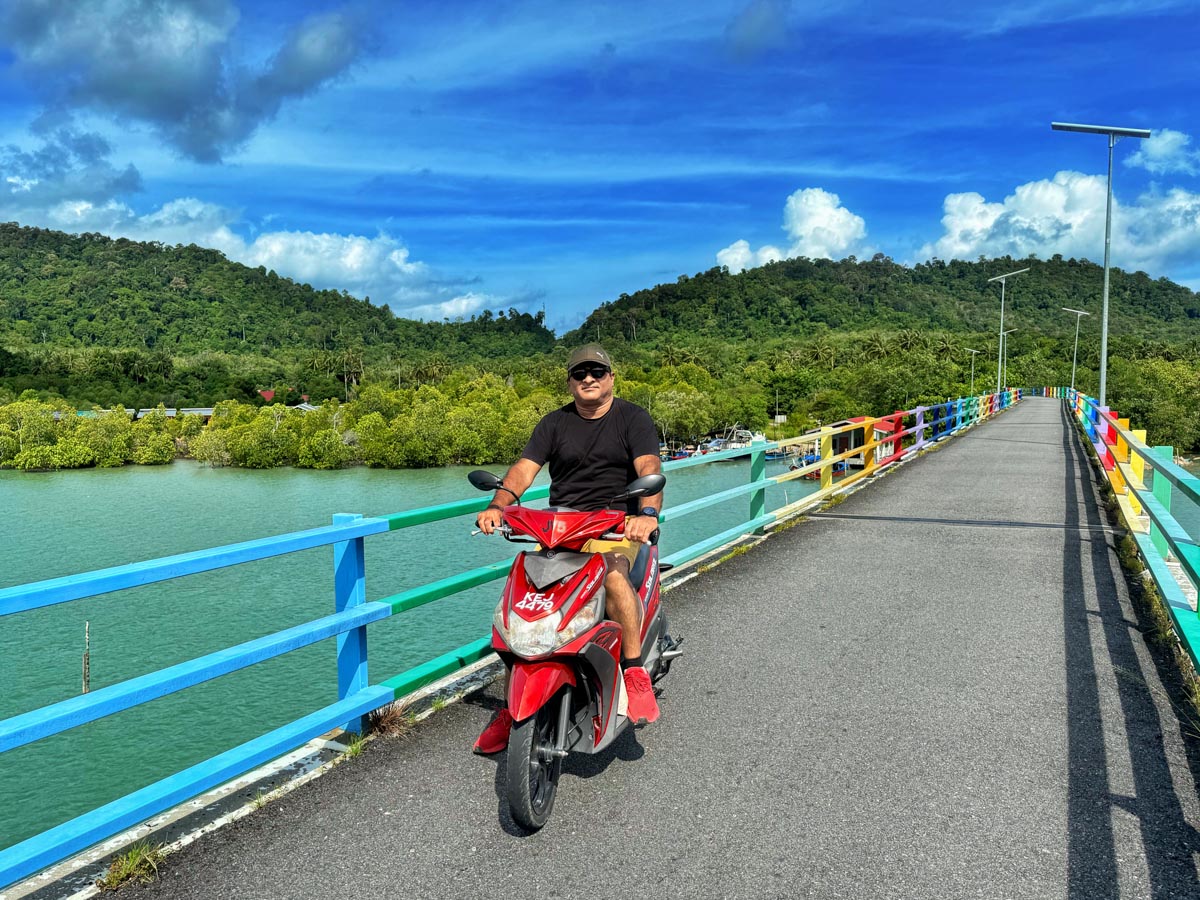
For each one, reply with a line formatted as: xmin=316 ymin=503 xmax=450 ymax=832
xmin=1 ymin=0 xmax=1198 ymax=333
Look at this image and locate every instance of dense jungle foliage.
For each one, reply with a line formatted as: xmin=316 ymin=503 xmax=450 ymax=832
xmin=1 ymin=223 xmax=1198 ymax=470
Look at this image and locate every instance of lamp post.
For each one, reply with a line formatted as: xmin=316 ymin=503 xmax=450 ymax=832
xmin=988 ymin=267 xmax=1029 ymax=394
xmin=1061 ymin=307 xmax=1091 ymax=391
xmin=1051 ymin=121 xmax=1150 ymax=406
xmin=1001 ymin=328 xmax=1017 ymax=390
xmin=965 ymin=348 xmax=980 ymax=394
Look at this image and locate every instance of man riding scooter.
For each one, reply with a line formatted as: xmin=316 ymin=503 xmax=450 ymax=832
xmin=474 ymin=344 xmax=663 ymax=753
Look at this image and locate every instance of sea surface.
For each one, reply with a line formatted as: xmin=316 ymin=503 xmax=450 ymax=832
xmin=0 ymin=457 xmax=815 ymax=849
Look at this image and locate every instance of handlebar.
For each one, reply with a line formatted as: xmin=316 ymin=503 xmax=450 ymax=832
xmin=471 ymin=524 xmax=539 ymax=544
xmin=471 ymin=527 xmax=657 ymax=546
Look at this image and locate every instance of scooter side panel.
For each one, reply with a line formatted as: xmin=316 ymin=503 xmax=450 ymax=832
xmin=579 ymin=624 xmax=623 ymax=748
xmin=638 ymin=548 xmax=661 ymax=639
xmin=508 ymin=660 xmax=577 ymax=722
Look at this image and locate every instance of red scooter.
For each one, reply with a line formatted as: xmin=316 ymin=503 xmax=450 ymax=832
xmin=468 ymin=471 xmax=682 ymax=829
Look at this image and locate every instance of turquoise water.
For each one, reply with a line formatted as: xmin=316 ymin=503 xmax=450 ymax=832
xmin=0 ymin=458 xmax=813 ymax=849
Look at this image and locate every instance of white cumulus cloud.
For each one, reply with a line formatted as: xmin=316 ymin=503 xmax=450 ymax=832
xmin=1 ymin=185 xmax=492 ymax=319
xmin=0 ymin=126 xmax=494 ymax=318
xmin=717 ymin=187 xmax=869 ymax=273
xmin=1126 ymin=128 xmax=1200 ymax=176
xmin=918 ymin=170 xmax=1200 ymax=275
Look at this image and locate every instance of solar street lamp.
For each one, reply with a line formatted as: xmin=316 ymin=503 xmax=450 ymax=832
xmin=1051 ymin=121 xmax=1151 ymax=406
xmin=988 ymin=267 xmax=1029 ymax=392
xmin=1061 ymin=307 xmax=1091 ymax=392
xmin=965 ymin=348 xmax=980 ymax=394
xmin=1001 ymin=328 xmax=1017 ymax=389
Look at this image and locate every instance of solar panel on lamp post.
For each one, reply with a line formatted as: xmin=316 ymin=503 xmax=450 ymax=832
xmin=1062 ymin=307 xmax=1091 ymax=392
xmin=1001 ymin=328 xmax=1017 ymax=390
xmin=1051 ymin=122 xmax=1151 ymax=407
xmin=988 ymin=268 xmax=1029 ymax=392
xmin=965 ymin=348 xmax=980 ymax=394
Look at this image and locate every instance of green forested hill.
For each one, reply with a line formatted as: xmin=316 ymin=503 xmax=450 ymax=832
xmin=0 ymin=223 xmax=554 ymax=358
xmin=569 ymin=253 xmax=1200 ymax=347
xmin=2 ymin=224 xmax=1199 ymax=453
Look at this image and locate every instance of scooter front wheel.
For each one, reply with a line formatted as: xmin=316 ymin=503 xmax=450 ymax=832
xmin=506 ymin=692 xmax=563 ymax=830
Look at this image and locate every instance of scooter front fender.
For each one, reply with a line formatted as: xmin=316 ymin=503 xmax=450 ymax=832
xmin=508 ymin=660 xmax=577 ymax=722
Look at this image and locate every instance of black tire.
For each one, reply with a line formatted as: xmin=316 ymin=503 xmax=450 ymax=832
xmin=505 ymin=695 xmax=562 ymax=830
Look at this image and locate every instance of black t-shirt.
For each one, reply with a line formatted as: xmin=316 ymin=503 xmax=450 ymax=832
xmin=521 ymin=398 xmax=660 ymax=513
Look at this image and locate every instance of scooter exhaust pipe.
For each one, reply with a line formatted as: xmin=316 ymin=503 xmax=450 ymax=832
xmin=661 ymin=649 xmax=683 ymax=661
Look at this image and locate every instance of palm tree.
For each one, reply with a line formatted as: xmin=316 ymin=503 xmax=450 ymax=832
xmin=896 ymin=329 xmax=929 ymax=353
xmin=805 ymin=337 xmax=835 ymax=369
xmin=860 ymin=332 xmax=890 ymax=361
xmin=933 ymin=333 xmax=957 ymax=356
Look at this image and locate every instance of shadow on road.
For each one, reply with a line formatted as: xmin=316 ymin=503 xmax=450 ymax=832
xmin=464 ymin=685 xmax=647 ymax=837
xmin=1059 ymin=402 xmax=1200 ymax=898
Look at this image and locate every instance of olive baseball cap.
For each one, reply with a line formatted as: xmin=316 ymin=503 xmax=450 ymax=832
xmin=566 ymin=343 xmax=614 ymax=372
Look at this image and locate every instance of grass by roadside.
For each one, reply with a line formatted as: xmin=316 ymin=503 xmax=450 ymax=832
xmin=95 ymin=841 xmax=164 ymax=892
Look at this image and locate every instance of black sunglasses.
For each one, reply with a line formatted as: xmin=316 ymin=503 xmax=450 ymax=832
xmin=569 ymin=365 xmax=611 ymax=381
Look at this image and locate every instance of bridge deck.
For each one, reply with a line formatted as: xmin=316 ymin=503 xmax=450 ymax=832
xmin=127 ymin=398 xmax=1200 ymax=899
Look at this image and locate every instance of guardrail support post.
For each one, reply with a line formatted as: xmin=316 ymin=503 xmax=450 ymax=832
xmin=1129 ymin=429 xmax=1147 ymax=517
xmin=333 ymin=513 xmax=369 ymax=735
xmin=913 ymin=406 xmax=927 ymax=451
xmin=819 ymin=427 xmax=834 ymax=491
xmin=750 ymin=447 xmax=767 ymax=534
xmin=1150 ymin=446 xmax=1174 ymax=561
xmin=863 ymin=421 xmax=879 ymax=477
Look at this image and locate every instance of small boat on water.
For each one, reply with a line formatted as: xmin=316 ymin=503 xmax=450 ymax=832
xmin=659 ymin=442 xmax=697 ymax=461
xmin=694 ymin=427 xmax=767 ymax=458
xmin=789 ymin=453 xmax=849 ymax=479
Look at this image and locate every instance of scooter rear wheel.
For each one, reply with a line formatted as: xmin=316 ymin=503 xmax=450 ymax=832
xmin=506 ymin=692 xmax=562 ymax=830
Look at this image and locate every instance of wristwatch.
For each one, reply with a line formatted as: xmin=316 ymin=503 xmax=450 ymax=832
xmin=639 ymin=507 xmax=659 ymax=519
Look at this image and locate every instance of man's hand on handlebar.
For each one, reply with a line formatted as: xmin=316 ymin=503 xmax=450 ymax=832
xmin=475 ymin=506 xmax=504 ymax=535
xmin=624 ymin=514 xmax=658 ymax=544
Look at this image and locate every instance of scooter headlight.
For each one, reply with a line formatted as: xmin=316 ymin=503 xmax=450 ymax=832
xmin=556 ymin=596 xmax=602 ymax=644
xmin=493 ymin=597 xmax=603 ymax=657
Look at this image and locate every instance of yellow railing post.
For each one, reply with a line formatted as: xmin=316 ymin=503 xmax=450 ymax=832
xmin=862 ymin=418 xmax=879 ymax=478
xmin=1129 ymin=429 xmax=1147 ymax=518
xmin=819 ymin=426 xmax=834 ymax=491
xmin=1115 ymin=418 xmax=1131 ymax=464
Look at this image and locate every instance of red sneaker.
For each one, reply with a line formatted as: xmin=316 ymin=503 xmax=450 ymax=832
xmin=623 ymin=666 xmax=659 ymax=725
xmin=473 ymin=709 xmax=513 ymax=755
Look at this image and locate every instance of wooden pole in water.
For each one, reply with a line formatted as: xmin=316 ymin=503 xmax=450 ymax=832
xmin=82 ymin=621 xmax=90 ymax=694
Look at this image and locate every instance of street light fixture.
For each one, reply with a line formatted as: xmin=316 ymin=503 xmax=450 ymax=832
xmin=1062 ymin=307 xmax=1091 ymax=391
xmin=1001 ymin=328 xmax=1017 ymax=390
xmin=965 ymin=348 xmax=981 ymax=394
xmin=1052 ymin=121 xmax=1150 ymax=406
xmin=988 ymin=267 xmax=1029 ymax=393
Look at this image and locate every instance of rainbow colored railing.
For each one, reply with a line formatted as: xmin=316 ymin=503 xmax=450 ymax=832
xmin=0 ymin=388 xmax=1017 ymax=889
xmin=1057 ymin=387 xmax=1200 ymax=664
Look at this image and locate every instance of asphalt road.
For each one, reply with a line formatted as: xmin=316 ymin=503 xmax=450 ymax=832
xmin=129 ymin=398 xmax=1200 ymax=899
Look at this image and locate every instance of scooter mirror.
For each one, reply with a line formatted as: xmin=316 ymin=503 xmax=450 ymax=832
xmin=468 ymin=470 xmax=504 ymax=492
xmin=613 ymin=473 xmax=666 ymax=501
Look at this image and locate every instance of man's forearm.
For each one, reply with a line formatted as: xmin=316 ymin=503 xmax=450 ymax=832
xmin=490 ymin=458 xmax=540 ymax=507
xmin=633 ymin=454 xmax=663 ymax=514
